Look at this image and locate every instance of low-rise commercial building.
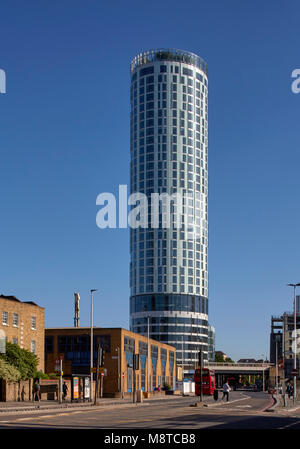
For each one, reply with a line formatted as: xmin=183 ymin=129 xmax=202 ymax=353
xmin=270 ymin=312 xmax=300 ymax=378
xmin=45 ymin=327 xmax=176 ymax=398
xmin=0 ymin=295 xmax=44 ymax=371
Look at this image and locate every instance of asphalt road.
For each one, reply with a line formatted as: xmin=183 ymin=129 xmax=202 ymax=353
xmin=0 ymin=392 xmax=299 ymax=430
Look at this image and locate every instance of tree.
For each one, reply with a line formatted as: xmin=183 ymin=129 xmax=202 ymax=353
xmin=215 ymin=353 xmax=225 ymax=362
xmin=225 ymin=357 xmax=235 ymax=363
xmin=0 ymin=358 xmax=21 ymax=381
xmin=215 ymin=353 xmax=235 ymax=363
xmin=0 ymin=343 xmax=38 ymax=380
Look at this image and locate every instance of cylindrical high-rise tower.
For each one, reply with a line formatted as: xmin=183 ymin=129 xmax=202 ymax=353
xmin=129 ymin=49 xmax=209 ymax=368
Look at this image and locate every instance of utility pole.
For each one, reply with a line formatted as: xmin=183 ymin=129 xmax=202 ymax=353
xmin=147 ymin=316 xmax=150 ymax=394
xmin=133 ymin=353 xmax=139 ymax=403
xmin=59 ymin=358 xmax=63 ymax=404
xmin=287 ymin=283 xmax=300 ymax=403
xmin=275 ymin=339 xmax=278 ymax=394
xmin=199 ymin=349 xmax=203 ymax=403
xmin=94 ymin=345 xmax=101 ymax=405
xmin=116 ymin=346 xmax=121 ymax=395
xmin=90 ymin=289 xmax=98 ymax=402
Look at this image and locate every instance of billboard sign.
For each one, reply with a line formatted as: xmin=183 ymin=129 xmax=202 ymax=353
xmin=73 ymin=377 xmax=79 ymax=400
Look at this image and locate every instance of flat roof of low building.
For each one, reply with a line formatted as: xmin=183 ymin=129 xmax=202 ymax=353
xmin=45 ymin=327 xmax=176 ymax=349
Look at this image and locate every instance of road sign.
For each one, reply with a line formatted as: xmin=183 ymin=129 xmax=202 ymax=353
xmin=291 ymin=369 xmax=298 ymax=376
xmin=91 ymin=367 xmax=106 ymax=374
xmin=54 ymin=359 xmax=60 ymax=372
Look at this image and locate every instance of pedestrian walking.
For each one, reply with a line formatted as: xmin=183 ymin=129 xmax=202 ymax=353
xmin=222 ymin=381 xmax=230 ymax=402
xmin=63 ymin=381 xmax=68 ymax=400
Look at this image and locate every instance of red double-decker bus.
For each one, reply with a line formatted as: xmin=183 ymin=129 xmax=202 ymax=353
xmin=194 ymin=368 xmax=216 ymax=395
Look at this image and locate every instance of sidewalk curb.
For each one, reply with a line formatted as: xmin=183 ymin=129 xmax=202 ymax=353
xmin=269 ymin=394 xmax=300 ymax=413
xmin=0 ymin=395 xmax=193 ymax=414
xmin=262 ymin=394 xmax=277 ymax=412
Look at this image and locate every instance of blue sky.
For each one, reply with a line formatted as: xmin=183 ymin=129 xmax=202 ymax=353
xmin=0 ymin=0 xmax=299 ymax=361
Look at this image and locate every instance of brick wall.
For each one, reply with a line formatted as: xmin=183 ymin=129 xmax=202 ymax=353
xmin=0 ymin=296 xmax=45 ymax=371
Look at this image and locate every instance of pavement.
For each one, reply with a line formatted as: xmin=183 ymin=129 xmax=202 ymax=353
xmin=0 ymin=393 xmax=199 ymax=413
xmin=272 ymin=393 xmax=300 ymax=412
xmin=0 ymin=392 xmax=283 ymax=430
xmin=0 ymin=391 xmax=246 ymax=414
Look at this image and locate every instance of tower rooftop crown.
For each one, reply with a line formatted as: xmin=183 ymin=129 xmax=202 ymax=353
xmin=130 ymin=48 xmax=208 ymax=76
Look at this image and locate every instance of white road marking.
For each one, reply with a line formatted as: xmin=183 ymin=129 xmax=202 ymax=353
xmin=279 ymin=420 xmax=300 ymax=429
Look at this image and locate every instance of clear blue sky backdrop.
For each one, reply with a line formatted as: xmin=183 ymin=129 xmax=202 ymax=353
xmin=0 ymin=0 xmax=299 ymax=361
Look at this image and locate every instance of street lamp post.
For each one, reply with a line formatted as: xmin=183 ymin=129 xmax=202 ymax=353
xmin=116 ymin=346 xmax=121 ymax=395
xmin=287 ymin=283 xmax=300 ymax=403
xmin=261 ymin=354 xmax=265 ymax=392
xmin=275 ymin=339 xmax=279 ymax=394
xmin=147 ymin=315 xmax=150 ymax=394
xmin=90 ymin=289 xmax=98 ymax=402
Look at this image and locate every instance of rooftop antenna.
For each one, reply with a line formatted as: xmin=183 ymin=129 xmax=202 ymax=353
xmin=74 ymin=292 xmax=80 ymax=327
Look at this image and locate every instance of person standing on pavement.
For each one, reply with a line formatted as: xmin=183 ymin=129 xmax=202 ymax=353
xmin=34 ymin=381 xmax=40 ymax=402
xmin=63 ymin=382 xmax=68 ymax=400
xmin=222 ymin=381 xmax=230 ymax=401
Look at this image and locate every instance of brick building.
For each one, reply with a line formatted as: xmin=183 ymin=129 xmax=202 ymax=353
xmin=0 ymin=295 xmax=45 ymax=371
xmin=45 ymin=327 xmax=176 ymax=397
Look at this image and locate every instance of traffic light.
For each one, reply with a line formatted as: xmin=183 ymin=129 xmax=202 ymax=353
xmin=133 ymin=354 xmax=140 ymax=371
xmin=198 ymin=350 xmax=203 ymax=367
xmin=98 ymin=346 xmax=105 ymax=367
xmin=100 ymin=348 xmax=105 ymax=367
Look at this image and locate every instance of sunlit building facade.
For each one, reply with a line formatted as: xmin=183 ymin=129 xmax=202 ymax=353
xmin=129 ymin=49 xmax=209 ymax=368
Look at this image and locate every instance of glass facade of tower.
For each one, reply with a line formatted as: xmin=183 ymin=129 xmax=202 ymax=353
xmin=129 ymin=49 xmax=209 ymax=368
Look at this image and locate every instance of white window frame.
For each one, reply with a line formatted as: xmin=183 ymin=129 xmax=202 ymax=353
xmin=31 ymin=340 xmax=36 ymax=354
xmin=31 ymin=316 xmax=36 ymax=330
xmin=12 ymin=313 xmax=19 ymax=328
xmin=2 ymin=311 xmax=8 ymax=326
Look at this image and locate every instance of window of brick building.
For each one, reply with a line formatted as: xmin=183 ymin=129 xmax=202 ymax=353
xmin=31 ymin=316 xmax=36 ymax=330
xmin=12 ymin=313 xmax=19 ymax=327
xmin=2 ymin=311 xmax=8 ymax=326
xmin=31 ymin=340 xmax=36 ymax=354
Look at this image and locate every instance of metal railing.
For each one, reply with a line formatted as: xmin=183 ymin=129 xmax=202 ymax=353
xmin=205 ymin=362 xmax=273 ymax=367
xmin=130 ymin=48 xmax=208 ymax=75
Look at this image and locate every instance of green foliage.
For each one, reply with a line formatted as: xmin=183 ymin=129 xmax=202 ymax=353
xmin=163 ymin=382 xmax=171 ymax=391
xmin=225 ymin=357 xmax=235 ymax=363
xmin=0 ymin=358 xmax=21 ymax=381
xmin=0 ymin=343 xmax=38 ymax=380
xmin=47 ymin=373 xmax=60 ymax=379
xmin=34 ymin=370 xmax=50 ymax=380
xmin=215 ymin=353 xmax=224 ymax=362
xmin=215 ymin=353 xmax=235 ymax=363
